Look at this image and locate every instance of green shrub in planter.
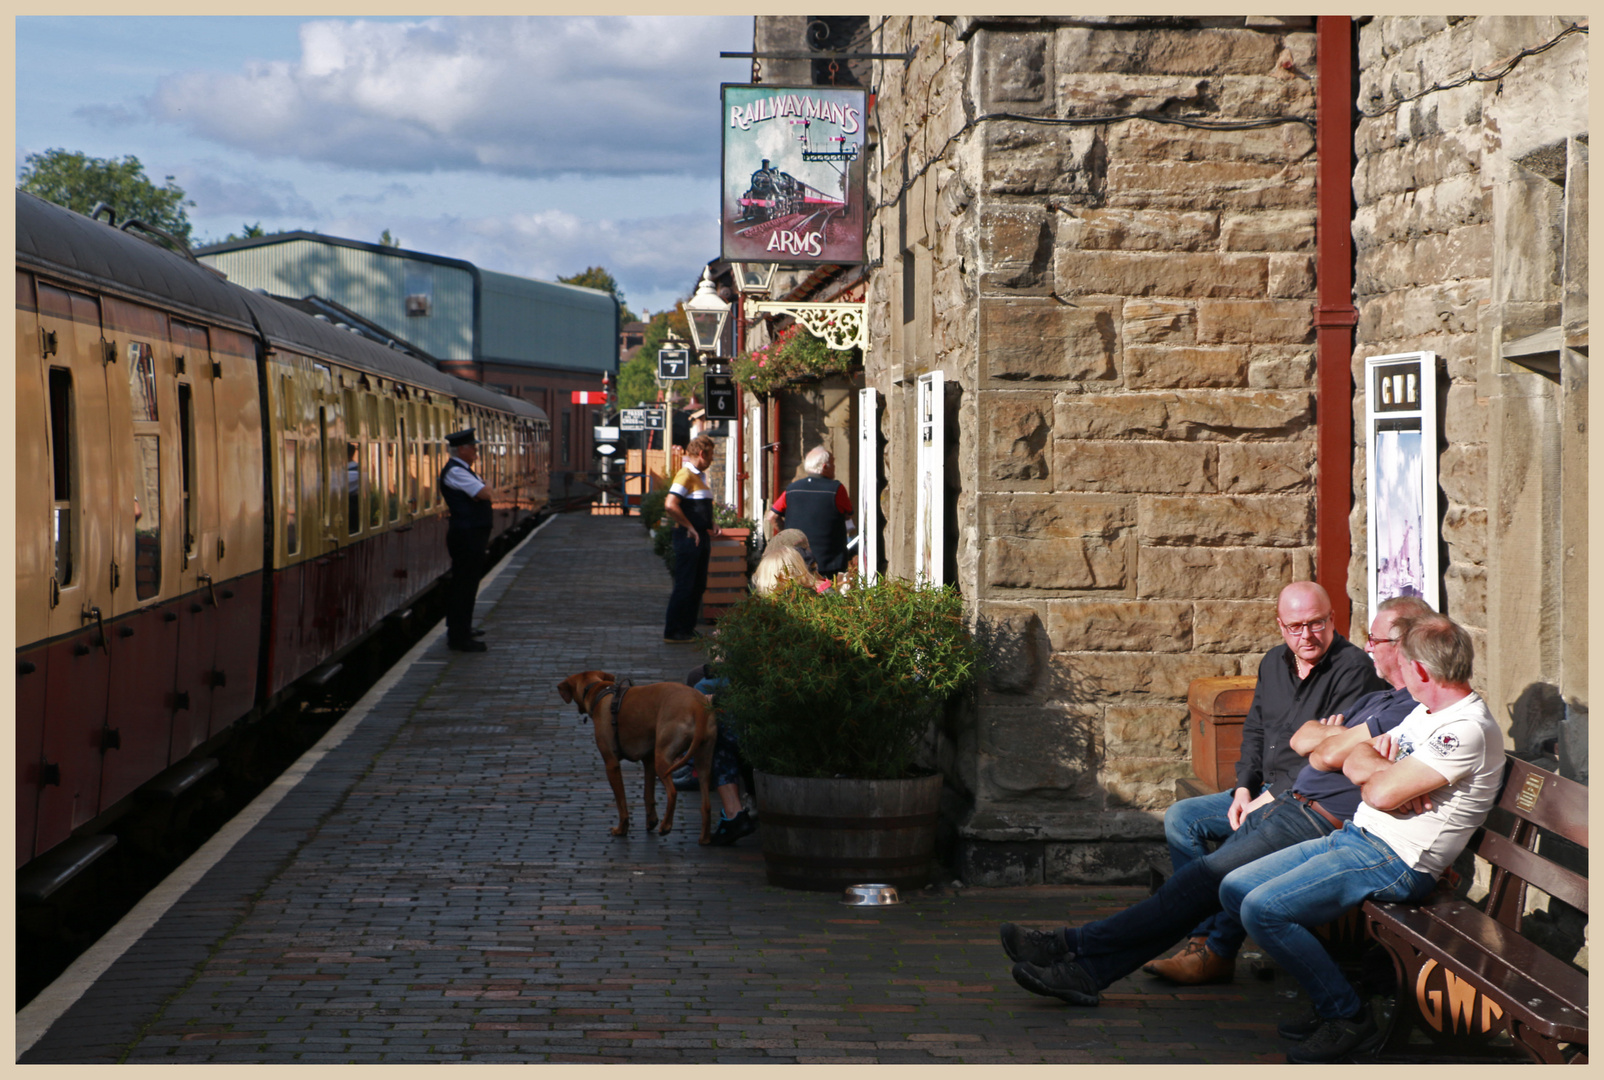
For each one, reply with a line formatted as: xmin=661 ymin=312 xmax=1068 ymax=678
xmin=713 ymin=577 xmax=981 ymax=780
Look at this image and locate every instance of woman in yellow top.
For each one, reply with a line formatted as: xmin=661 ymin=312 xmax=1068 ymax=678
xmin=662 ymin=435 xmax=721 ymax=643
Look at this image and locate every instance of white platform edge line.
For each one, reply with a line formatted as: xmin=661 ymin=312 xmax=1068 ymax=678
xmin=14 ymin=513 xmax=555 ymax=1059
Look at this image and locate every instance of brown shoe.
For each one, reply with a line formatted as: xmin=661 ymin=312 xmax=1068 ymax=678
xmin=1143 ymin=937 xmax=1235 ymax=985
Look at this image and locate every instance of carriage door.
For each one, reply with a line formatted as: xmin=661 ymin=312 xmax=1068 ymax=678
xmin=170 ymin=320 xmax=225 ymax=745
xmin=99 ymin=300 xmax=186 ymax=808
xmin=31 ymin=285 xmax=119 ymax=849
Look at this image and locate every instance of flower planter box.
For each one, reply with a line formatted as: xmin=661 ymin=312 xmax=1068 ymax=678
xmin=753 ymin=771 xmax=942 ymax=892
xmin=701 ymin=528 xmax=750 ymax=621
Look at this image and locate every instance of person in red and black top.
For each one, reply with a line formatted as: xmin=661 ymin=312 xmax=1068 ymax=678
xmin=439 ymin=428 xmax=494 ymax=652
xmin=763 ymin=446 xmax=855 ymax=578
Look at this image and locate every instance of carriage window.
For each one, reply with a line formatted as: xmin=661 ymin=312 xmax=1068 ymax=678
xmin=367 ymin=442 xmax=383 ymax=529
xmin=347 ymin=441 xmax=361 ymax=535
xmin=387 ymin=440 xmax=401 ymax=521
xmin=128 ymin=342 xmax=158 ymax=421
xmin=133 ymin=434 xmax=162 ymax=598
xmin=178 ymin=384 xmax=196 ymax=562
xmin=319 ymin=406 xmax=332 ymax=530
xmin=49 ymin=368 xmax=75 ymax=587
xmin=282 ymin=436 xmax=299 ymax=555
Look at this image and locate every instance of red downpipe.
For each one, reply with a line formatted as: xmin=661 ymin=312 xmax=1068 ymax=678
xmin=1315 ymin=15 xmax=1357 ymax=633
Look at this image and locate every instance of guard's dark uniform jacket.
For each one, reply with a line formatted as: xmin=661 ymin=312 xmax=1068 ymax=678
xmin=440 ymin=454 xmax=491 ymax=646
xmin=780 ymin=475 xmax=850 ymax=576
xmin=440 ymin=456 xmax=493 ymax=530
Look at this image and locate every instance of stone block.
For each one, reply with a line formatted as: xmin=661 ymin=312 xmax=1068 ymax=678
xmin=1356 ymin=280 xmax=1486 ymax=340
xmin=1057 ymin=650 xmax=1241 ymax=701
xmin=1125 ymin=345 xmax=1248 ymax=389
xmin=1138 ymin=546 xmax=1300 ymax=599
xmin=1102 ymin=758 xmax=1199 ymax=809
xmin=1106 ymin=160 xmax=1314 ymax=211
xmin=984 ymin=122 xmax=1105 ymax=199
xmin=1059 ymin=208 xmax=1218 ymax=251
xmin=1046 ymin=599 xmax=1193 ymax=653
xmin=981 ymin=393 xmax=1053 ymax=485
xmin=1141 ymin=494 xmax=1313 ymax=548
xmin=979 ymin=602 xmax=1047 ymax=693
xmin=1055 ymin=26 xmax=1281 ymax=76
xmin=1192 ymin=598 xmax=1282 ymax=653
xmin=981 ymin=31 xmax=1050 ymax=109
xmin=1221 ymin=210 xmax=1317 ymax=251
xmin=1104 ymin=704 xmax=1188 ymax=756
xmin=1210 ymin=75 xmax=1316 ymax=117
xmin=1247 ymin=347 xmax=1315 ymax=389
xmin=1443 ymin=381 xmax=1487 ymax=444
xmin=1217 ymin=442 xmax=1316 ymax=493
xmin=1055 ymin=390 xmax=1312 ymax=441
xmin=979 ymin=206 xmax=1052 ymax=291
xmin=1268 ymin=254 xmax=1316 ymax=298
xmin=980 ymin=298 xmax=1116 ymax=383
xmin=1055 ymin=250 xmax=1267 ymax=299
xmin=1111 ymin=118 xmax=1316 ymax=166
xmin=1441 ymin=504 xmax=1487 ymax=566
xmin=982 ymin=494 xmax=1134 ymax=592
xmin=1444 ymin=561 xmax=1486 ymax=626
xmin=977 ymin=706 xmax=1100 ymax=798
xmin=958 ymin=840 xmax=1046 ymax=887
xmin=1197 ymin=299 xmax=1314 ymax=343
xmin=1045 ymin=840 xmax=1170 ymax=885
xmin=1122 ymin=298 xmax=1196 ymax=345
xmin=1056 ymin=73 xmax=1207 ymax=116
xmin=1438 ymin=442 xmax=1487 ymax=508
xmin=1054 ymin=439 xmax=1217 ymax=494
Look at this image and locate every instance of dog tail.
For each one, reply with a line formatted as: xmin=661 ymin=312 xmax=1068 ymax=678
xmin=667 ymin=692 xmax=716 ymax=773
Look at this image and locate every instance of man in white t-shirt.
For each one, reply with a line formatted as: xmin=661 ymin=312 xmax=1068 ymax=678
xmin=1217 ymin=611 xmax=1504 ymax=1063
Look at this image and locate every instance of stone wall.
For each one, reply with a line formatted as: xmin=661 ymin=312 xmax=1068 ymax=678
xmin=1351 ymin=16 xmax=1588 ymax=779
xmin=866 ymin=16 xmax=1324 ymax=883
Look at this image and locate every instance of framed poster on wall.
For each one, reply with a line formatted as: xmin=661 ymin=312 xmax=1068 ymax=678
xmin=1364 ymin=351 xmax=1440 ymax=615
xmin=720 ymin=84 xmax=867 ymax=265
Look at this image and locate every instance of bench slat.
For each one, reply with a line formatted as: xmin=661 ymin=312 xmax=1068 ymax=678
xmin=1477 ymin=830 xmax=1589 ymax=914
xmin=1499 ymin=757 xmax=1588 ymax=847
xmin=1366 ymin=900 xmax=1588 ymax=1041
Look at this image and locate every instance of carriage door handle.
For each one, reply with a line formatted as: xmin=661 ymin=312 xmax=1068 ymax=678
xmin=197 ymin=572 xmax=218 ymax=608
xmin=81 ymin=604 xmax=108 ymax=654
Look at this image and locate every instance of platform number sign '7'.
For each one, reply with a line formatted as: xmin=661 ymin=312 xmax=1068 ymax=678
xmin=704 ymin=374 xmax=737 ymax=420
xmin=657 ymin=347 xmax=690 ymax=381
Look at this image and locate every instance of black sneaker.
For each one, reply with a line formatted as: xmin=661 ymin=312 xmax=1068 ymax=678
xmin=999 ymin=923 xmax=1072 ymax=967
xmin=1278 ymin=1010 xmax=1324 ymax=1041
xmin=448 ymin=638 xmax=488 ymax=652
xmin=709 ymin=810 xmax=756 ymax=846
xmin=1011 ymin=959 xmax=1099 ymax=1006
xmin=1286 ymin=1007 xmax=1381 ymax=1063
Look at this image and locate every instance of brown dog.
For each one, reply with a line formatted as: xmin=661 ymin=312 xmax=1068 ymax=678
xmin=556 ymin=670 xmax=717 ymax=844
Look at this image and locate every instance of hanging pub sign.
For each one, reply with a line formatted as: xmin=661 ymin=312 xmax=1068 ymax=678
xmin=721 ymin=84 xmax=867 ymax=266
xmin=1364 ymin=351 xmax=1440 ymax=615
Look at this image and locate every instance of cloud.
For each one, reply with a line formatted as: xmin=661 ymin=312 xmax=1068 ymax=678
xmin=178 ymin=160 xmax=318 ymax=220
xmin=72 ymin=104 xmax=142 ymax=128
xmin=146 ymin=16 xmax=750 ymax=178
xmin=335 ymin=182 xmax=416 ymax=206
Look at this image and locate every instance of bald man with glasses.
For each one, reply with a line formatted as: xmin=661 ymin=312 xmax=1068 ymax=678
xmin=1142 ymin=581 xmax=1391 ymax=985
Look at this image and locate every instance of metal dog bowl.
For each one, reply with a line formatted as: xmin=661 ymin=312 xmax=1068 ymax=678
xmin=840 ymin=883 xmax=901 ymax=906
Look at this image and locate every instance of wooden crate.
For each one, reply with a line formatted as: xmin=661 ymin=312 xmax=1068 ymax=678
xmin=701 ymin=528 xmax=750 ymax=620
xmin=1186 ymin=676 xmax=1258 ymax=791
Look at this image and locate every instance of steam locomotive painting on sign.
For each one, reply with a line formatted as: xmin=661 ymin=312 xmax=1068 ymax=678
xmin=721 ymin=84 xmax=866 ymax=265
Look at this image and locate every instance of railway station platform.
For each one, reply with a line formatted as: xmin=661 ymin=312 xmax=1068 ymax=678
xmin=19 ymin=513 xmax=1302 ymax=1064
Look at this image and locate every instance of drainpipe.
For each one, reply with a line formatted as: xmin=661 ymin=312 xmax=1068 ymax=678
xmin=1315 ymin=15 xmax=1357 ymax=633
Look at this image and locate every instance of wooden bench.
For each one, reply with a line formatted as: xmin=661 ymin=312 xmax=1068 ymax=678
xmin=1363 ymin=755 xmax=1588 ymax=1063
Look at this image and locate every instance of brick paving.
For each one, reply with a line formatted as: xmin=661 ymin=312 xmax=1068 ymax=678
xmin=22 ymin=513 xmax=1307 ymax=1063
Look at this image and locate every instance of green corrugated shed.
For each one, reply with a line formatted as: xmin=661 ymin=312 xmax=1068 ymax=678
xmin=196 ymin=233 xmax=616 ymax=374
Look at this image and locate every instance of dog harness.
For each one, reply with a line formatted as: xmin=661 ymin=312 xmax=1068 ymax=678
xmin=586 ymin=678 xmax=633 ymax=762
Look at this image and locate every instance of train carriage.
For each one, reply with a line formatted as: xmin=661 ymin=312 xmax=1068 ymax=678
xmin=16 ymin=191 xmax=549 ymax=878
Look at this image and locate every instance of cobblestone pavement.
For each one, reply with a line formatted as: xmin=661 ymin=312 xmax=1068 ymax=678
xmin=23 ymin=513 xmax=1307 ymax=1063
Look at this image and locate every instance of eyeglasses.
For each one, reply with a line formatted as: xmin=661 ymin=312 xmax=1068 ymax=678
xmin=1280 ymin=615 xmax=1331 ymax=637
xmin=1365 ymin=633 xmax=1400 ymax=647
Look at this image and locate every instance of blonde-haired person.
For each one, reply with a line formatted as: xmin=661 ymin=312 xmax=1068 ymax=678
xmin=751 ymin=544 xmax=825 ymax=596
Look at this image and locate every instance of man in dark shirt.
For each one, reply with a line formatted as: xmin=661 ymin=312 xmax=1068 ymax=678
xmin=1149 ymin=580 xmax=1389 ymax=983
xmin=1001 ymin=595 xmax=1431 ymax=1010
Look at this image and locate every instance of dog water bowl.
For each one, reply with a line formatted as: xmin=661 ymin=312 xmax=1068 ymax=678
xmin=841 ymin=883 xmax=901 ymax=906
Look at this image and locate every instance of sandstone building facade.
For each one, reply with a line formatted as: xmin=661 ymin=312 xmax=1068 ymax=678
xmin=734 ymin=15 xmax=1587 ymax=883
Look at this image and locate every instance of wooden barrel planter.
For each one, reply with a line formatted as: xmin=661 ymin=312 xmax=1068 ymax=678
xmin=753 ymin=771 xmax=942 ymax=892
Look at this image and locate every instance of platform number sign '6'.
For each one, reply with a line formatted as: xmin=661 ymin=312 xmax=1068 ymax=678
xmin=657 ymin=347 xmax=690 ymax=381
xmin=704 ymin=374 xmax=737 ymax=420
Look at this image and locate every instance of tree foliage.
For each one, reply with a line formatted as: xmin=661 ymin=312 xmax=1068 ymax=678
xmin=615 ymin=304 xmax=710 ymax=410
xmin=18 ymin=148 xmax=195 ymax=248
xmin=379 ymin=228 xmax=400 ymax=247
xmin=559 ymin=265 xmax=638 ymax=323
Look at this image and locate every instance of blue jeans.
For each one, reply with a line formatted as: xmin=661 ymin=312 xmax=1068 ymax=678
xmin=1164 ymin=788 xmax=1242 ymax=946
xmin=1220 ymin=823 xmax=1435 ymax=1019
xmin=695 ymin=677 xmax=742 ymax=789
xmin=1067 ymin=795 xmax=1336 ymax=989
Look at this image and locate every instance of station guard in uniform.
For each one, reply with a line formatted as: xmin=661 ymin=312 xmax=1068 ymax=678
xmin=440 ymin=428 xmax=493 ymax=652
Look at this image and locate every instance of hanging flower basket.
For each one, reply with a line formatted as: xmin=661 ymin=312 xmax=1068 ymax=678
xmin=733 ymin=322 xmax=860 ymax=396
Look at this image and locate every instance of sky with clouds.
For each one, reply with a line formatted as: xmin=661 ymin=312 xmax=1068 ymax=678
xmin=16 ymin=16 xmax=755 ymax=315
